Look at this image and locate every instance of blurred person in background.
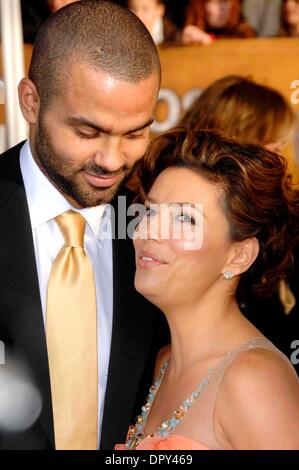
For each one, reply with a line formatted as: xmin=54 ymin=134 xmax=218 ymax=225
xmin=182 ymin=0 xmax=255 ymax=46
xmin=280 ymin=0 xmax=299 ymax=37
xmin=22 ymin=0 xmax=80 ymax=43
xmin=21 ymin=0 xmax=49 ymax=43
xmin=181 ymin=75 xmax=295 ymax=154
xmin=47 ymin=0 xmax=80 ymax=14
xmin=126 ymin=0 xmax=180 ymax=45
xmin=243 ymin=0 xmax=282 ymax=37
xmin=180 ymin=76 xmax=299 ymax=373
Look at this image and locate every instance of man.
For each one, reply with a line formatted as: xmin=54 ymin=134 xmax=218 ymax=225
xmin=0 ymin=0 xmax=168 ymax=450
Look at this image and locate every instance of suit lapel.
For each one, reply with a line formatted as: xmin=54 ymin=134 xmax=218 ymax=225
xmin=0 ymin=148 xmax=55 ymax=447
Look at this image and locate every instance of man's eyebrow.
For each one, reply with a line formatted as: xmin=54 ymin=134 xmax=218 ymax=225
xmin=124 ymin=117 xmax=155 ymax=134
xmin=66 ymin=116 xmax=155 ymax=135
xmin=66 ymin=116 xmax=112 ymax=134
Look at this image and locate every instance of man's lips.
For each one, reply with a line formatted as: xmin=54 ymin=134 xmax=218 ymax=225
xmin=137 ymin=251 xmax=168 ymax=269
xmin=83 ymin=171 xmax=121 ymax=188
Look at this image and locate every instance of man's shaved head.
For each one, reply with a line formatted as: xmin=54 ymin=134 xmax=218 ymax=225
xmin=20 ymin=0 xmax=160 ymax=209
xmin=29 ymin=0 xmax=161 ymax=107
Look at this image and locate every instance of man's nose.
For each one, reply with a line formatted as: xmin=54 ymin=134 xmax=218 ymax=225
xmin=93 ymin=136 xmax=124 ymax=173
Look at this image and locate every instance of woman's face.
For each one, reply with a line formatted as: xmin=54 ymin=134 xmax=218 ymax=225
xmin=205 ymin=0 xmax=232 ymax=29
xmin=47 ymin=0 xmax=79 ymax=13
xmin=284 ymin=0 xmax=299 ymax=27
xmin=128 ymin=0 xmax=165 ymax=33
xmin=133 ymin=167 xmax=233 ymax=309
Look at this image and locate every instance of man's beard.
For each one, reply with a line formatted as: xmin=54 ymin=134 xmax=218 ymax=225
xmin=34 ymin=118 xmax=132 ymax=208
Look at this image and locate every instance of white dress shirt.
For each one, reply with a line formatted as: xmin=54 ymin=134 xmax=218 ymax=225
xmin=20 ymin=140 xmax=113 ymax=445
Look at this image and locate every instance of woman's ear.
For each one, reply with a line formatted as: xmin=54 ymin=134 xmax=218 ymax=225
xmin=223 ymin=237 xmax=259 ymax=278
xmin=18 ymin=78 xmax=40 ymax=124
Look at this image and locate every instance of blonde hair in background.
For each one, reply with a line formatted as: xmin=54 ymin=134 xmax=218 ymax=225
xmin=181 ymin=75 xmax=295 ymax=148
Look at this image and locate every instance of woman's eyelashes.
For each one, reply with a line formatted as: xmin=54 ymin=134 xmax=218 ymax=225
xmin=145 ymin=206 xmax=157 ymax=217
xmin=144 ymin=205 xmax=196 ymax=225
xmin=176 ymin=213 xmax=196 ymax=225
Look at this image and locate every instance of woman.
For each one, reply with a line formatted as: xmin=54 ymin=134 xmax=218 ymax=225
xmin=180 ymin=76 xmax=298 ymax=369
xmin=181 ymin=75 xmax=295 ymax=154
xmin=182 ymin=0 xmax=255 ymax=45
xmin=116 ymin=129 xmax=299 ymax=450
xmin=47 ymin=0 xmax=79 ymax=14
xmin=126 ymin=0 xmax=180 ymax=46
xmin=280 ymin=0 xmax=299 ymax=37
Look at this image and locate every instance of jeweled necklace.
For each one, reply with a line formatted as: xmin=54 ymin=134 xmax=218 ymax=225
xmin=125 ymin=361 xmax=215 ymax=450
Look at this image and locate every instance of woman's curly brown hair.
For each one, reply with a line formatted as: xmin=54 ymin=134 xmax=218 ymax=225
xmin=138 ymin=128 xmax=299 ymax=298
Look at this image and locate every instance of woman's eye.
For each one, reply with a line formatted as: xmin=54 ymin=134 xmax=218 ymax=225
xmin=145 ymin=208 xmax=157 ymax=217
xmin=176 ymin=214 xmax=195 ymax=224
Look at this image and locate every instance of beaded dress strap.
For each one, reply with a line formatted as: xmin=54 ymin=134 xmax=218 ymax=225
xmin=126 ymin=360 xmax=215 ymax=449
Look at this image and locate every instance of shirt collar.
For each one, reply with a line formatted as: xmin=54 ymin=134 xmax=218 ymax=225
xmin=19 ymin=140 xmax=108 ymax=242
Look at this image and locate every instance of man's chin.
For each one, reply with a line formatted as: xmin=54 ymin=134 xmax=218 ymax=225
xmin=74 ymin=179 xmax=124 ymax=207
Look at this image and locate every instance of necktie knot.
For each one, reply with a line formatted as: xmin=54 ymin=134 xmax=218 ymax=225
xmin=55 ymin=210 xmax=86 ymax=247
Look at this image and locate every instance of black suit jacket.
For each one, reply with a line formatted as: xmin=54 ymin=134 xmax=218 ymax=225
xmin=0 ymin=143 xmax=169 ymax=449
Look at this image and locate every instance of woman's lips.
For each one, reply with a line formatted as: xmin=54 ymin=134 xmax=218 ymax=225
xmin=137 ymin=252 xmax=168 ymax=269
xmin=83 ymin=171 xmax=121 ymax=188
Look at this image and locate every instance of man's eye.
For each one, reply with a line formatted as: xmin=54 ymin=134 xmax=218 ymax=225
xmin=126 ymin=133 xmax=143 ymax=140
xmin=75 ymin=129 xmax=99 ymax=139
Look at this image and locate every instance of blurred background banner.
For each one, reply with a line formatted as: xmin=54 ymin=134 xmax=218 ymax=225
xmin=0 ymin=30 xmax=299 ymax=181
xmin=155 ymin=38 xmax=299 ymax=183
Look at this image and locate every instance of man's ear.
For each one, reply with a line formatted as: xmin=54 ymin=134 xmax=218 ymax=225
xmin=18 ymin=78 xmax=40 ymax=124
xmin=223 ymin=237 xmax=259 ymax=278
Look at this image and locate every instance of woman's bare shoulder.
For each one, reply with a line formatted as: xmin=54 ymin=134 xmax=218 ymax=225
xmin=215 ymin=347 xmax=299 ymax=449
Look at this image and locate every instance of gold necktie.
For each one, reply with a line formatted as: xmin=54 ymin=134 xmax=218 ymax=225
xmin=46 ymin=210 xmax=98 ymax=450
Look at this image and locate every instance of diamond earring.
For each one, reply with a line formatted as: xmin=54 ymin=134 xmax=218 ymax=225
xmin=223 ymin=271 xmax=234 ymax=280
